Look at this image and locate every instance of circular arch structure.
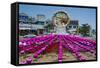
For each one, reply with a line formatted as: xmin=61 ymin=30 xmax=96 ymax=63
xmin=52 ymin=11 xmax=70 ymax=26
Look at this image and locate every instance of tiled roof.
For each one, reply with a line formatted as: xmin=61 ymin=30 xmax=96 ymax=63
xmin=68 ymin=20 xmax=78 ymax=25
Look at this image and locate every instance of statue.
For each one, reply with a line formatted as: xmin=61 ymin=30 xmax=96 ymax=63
xmin=53 ymin=11 xmax=70 ymax=35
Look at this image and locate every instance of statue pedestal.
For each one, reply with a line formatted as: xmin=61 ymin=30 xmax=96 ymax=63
xmin=55 ymin=25 xmax=69 ymax=35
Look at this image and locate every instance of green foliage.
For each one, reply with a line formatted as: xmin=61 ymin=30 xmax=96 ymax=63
xmin=79 ymin=24 xmax=91 ymax=36
xmin=45 ymin=23 xmax=54 ymax=33
xmin=28 ymin=17 xmax=33 ymax=24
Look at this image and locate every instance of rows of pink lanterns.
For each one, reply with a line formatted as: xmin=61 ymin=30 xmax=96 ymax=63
xmin=19 ymin=34 xmax=96 ymax=64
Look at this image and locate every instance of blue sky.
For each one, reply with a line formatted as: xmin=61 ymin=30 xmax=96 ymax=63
xmin=19 ymin=4 xmax=96 ymax=29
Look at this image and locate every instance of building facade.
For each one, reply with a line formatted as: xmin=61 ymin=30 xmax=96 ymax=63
xmin=19 ymin=13 xmax=47 ymax=36
xmin=67 ymin=20 xmax=79 ymax=34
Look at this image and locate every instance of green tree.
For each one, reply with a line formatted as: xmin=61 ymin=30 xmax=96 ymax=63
xmin=79 ymin=24 xmax=91 ymax=36
xmin=45 ymin=23 xmax=54 ymax=33
xmin=28 ymin=17 xmax=33 ymax=24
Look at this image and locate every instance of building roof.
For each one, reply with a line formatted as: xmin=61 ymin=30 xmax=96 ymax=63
xmin=68 ymin=20 xmax=78 ymax=25
xmin=19 ymin=13 xmax=28 ymax=16
xmin=34 ymin=21 xmax=45 ymax=25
